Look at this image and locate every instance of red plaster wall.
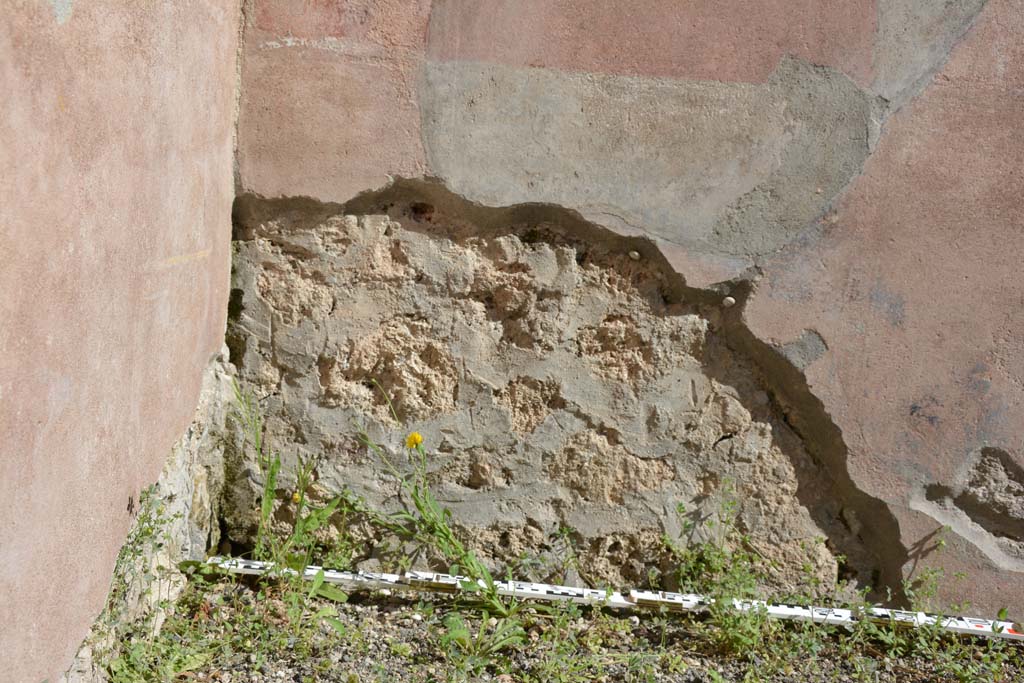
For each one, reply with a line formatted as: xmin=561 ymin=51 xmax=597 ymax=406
xmin=256 ymin=0 xmax=348 ymax=37
xmin=236 ymin=0 xmax=430 ymax=200
xmin=427 ymin=0 xmax=876 ymax=85
xmin=746 ymin=0 xmax=1024 ymax=608
xmin=0 ymin=2 xmax=239 ymax=681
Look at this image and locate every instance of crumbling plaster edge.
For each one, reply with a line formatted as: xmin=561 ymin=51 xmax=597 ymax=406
xmin=232 ymin=178 xmax=910 ymax=599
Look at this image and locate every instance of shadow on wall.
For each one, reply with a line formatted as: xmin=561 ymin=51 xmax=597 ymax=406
xmin=916 ymin=447 xmax=1024 ymax=573
xmin=229 ymin=177 xmax=913 ymax=602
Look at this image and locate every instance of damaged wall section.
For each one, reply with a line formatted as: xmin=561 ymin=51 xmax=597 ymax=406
xmin=224 ymin=182 xmax=904 ymax=596
xmin=917 ymin=447 xmax=1024 ymax=572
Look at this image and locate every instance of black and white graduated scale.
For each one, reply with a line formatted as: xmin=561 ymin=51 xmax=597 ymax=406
xmin=208 ymin=557 xmax=1024 ymax=642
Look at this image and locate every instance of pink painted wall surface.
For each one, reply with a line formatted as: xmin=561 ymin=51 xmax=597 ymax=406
xmin=236 ymin=0 xmax=431 ymax=200
xmin=0 ymin=2 xmax=239 ymax=681
xmin=745 ymin=0 xmax=1024 ymax=606
xmin=427 ymin=0 xmax=876 ymax=85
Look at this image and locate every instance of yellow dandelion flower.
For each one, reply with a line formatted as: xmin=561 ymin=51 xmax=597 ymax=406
xmin=291 ymin=491 xmax=301 ymax=504
xmin=405 ymin=431 xmax=424 ymax=449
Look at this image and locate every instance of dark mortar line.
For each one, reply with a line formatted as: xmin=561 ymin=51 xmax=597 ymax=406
xmin=231 ymin=178 xmax=909 ymax=603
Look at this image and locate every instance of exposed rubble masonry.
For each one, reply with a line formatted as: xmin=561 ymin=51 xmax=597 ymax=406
xmin=224 ymin=181 xmax=907 ymax=597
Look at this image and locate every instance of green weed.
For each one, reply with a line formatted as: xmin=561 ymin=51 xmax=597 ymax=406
xmin=354 ymin=381 xmax=520 ymax=623
xmin=96 ymin=379 xmax=1023 ymax=682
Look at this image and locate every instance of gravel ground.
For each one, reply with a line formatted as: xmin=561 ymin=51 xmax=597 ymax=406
xmin=150 ymin=581 xmax=1022 ymax=683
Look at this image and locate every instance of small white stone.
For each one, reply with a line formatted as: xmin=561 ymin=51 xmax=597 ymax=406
xmin=411 ymin=612 xmax=423 ymax=621
xmin=722 ymin=296 xmax=736 ymax=308
xmin=628 ymin=615 xmax=640 ymax=626
xmin=628 ymin=250 xmax=641 ymax=261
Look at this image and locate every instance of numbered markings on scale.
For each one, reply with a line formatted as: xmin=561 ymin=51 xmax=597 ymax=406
xmin=504 ymin=581 xmax=550 ymax=600
xmin=205 ymin=557 xmax=1024 ymax=642
xmin=406 ymin=571 xmax=465 ymax=593
xmin=628 ymin=590 xmax=702 ymax=612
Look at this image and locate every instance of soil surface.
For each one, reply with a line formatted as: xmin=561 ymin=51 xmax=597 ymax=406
xmin=160 ymin=580 xmax=1023 ymax=683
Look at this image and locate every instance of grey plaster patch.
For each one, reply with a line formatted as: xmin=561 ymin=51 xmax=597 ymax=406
xmin=779 ymin=329 xmax=828 ymax=371
xmin=420 ymin=58 xmax=881 ymax=266
xmin=710 ymin=60 xmax=885 ymax=258
xmin=49 ymin=0 xmax=73 ymax=25
xmin=872 ymin=0 xmax=989 ymax=107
